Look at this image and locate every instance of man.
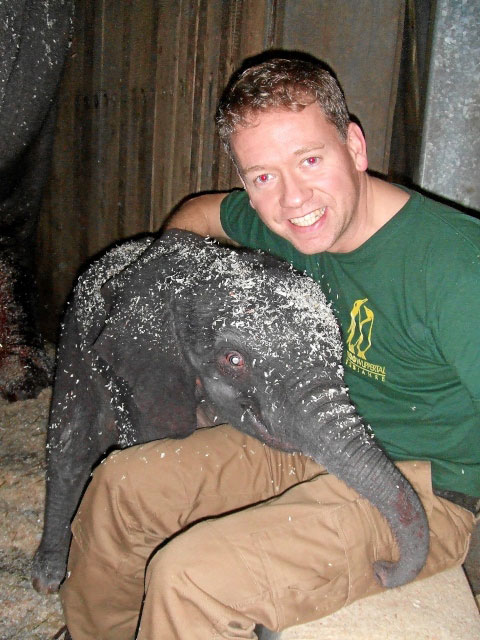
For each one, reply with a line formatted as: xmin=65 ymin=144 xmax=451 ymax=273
xmin=61 ymin=56 xmax=479 ymax=639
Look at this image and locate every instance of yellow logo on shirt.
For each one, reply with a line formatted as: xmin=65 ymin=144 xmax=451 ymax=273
xmin=345 ymin=299 xmax=386 ymax=381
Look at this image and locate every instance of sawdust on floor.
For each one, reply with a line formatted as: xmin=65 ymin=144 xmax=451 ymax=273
xmin=0 ymin=386 xmax=65 ymax=639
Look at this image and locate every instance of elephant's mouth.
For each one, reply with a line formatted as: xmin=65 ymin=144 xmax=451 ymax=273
xmin=241 ymin=405 xmax=296 ymax=452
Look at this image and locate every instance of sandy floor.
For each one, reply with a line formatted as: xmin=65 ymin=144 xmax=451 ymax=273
xmin=0 ymin=386 xmax=65 ymax=639
xmin=0 ymin=378 xmax=478 ymax=640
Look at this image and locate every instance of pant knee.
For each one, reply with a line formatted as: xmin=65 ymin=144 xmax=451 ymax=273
xmin=148 ymin=524 xmax=206 ymax=574
xmin=145 ymin=521 xmax=220 ymax=595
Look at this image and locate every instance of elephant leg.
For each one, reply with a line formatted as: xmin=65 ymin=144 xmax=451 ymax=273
xmin=32 ymin=458 xmax=95 ymax=594
xmin=33 ymin=344 xmax=118 ymax=593
xmin=33 ymin=408 xmax=117 ymax=595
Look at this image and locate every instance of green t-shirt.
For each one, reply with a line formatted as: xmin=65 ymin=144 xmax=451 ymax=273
xmin=220 ymin=188 xmax=480 ymax=497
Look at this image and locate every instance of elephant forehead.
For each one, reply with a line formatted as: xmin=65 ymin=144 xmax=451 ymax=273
xmin=162 ymin=246 xmax=343 ymax=367
xmin=216 ymin=279 xmax=342 ymax=366
xmin=102 ymin=236 xmax=342 ymax=370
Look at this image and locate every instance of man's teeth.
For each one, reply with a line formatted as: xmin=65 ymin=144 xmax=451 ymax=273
xmin=290 ymin=208 xmax=326 ymax=227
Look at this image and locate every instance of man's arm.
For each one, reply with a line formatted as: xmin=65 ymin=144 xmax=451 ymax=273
xmin=164 ymin=192 xmax=237 ymax=244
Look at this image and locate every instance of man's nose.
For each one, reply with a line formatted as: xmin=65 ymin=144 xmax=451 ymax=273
xmin=279 ymin=173 xmax=312 ymax=209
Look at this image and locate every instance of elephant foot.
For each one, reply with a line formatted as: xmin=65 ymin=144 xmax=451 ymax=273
xmin=32 ymin=547 xmax=66 ymax=594
xmin=0 ymin=345 xmax=53 ymax=401
xmin=32 ymin=572 xmax=62 ymax=595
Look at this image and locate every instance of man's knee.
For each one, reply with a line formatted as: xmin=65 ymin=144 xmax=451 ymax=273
xmin=145 ymin=518 xmax=237 ymax=603
xmin=147 ymin=522 xmax=212 ymax=585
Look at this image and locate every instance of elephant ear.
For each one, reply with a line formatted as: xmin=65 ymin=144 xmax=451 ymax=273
xmin=91 ymin=231 xmax=206 ymax=440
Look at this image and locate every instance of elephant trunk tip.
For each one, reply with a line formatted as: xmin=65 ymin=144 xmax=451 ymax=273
xmin=372 ymin=559 xmax=419 ymax=589
xmin=373 ymin=528 xmax=428 ymax=589
xmin=373 ymin=560 xmax=398 ymax=588
xmin=367 ymin=468 xmax=430 ymax=589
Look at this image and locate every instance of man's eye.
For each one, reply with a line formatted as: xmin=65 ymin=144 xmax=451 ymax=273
xmin=255 ymin=173 xmax=271 ymax=184
xmin=304 ymin=156 xmax=320 ymax=166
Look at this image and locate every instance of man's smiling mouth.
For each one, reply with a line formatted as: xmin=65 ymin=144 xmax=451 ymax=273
xmin=289 ymin=207 xmax=326 ymax=227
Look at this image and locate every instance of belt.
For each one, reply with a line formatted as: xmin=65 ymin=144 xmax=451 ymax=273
xmin=433 ymin=488 xmax=480 ymax=515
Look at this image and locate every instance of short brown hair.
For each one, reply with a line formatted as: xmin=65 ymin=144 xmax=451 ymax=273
xmin=215 ymin=56 xmax=350 ymax=155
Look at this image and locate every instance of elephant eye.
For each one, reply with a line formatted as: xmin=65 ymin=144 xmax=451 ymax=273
xmin=226 ymin=352 xmax=245 ymax=367
xmin=215 ymin=349 xmax=248 ymax=377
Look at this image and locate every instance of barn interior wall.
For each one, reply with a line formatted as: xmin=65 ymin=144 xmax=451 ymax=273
xmin=36 ymin=0 xmax=406 ymax=341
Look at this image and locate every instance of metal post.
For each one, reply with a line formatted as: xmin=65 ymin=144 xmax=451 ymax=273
xmin=417 ymin=0 xmax=480 ymax=211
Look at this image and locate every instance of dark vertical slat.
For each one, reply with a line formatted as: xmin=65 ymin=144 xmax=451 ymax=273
xmin=121 ymin=0 xmax=155 ymax=237
xmin=74 ymin=0 xmax=95 ymax=264
xmin=171 ymin=0 xmax=200 ymax=202
xmin=86 ymin=0 xmax=107 ymax=255
xmin=150 ymin=2 xmax=182 ymax=225
xmin=196 ymin=0 xmax=229 ymax=193
xmin=189 ymin=0 xmax=208 ymax=194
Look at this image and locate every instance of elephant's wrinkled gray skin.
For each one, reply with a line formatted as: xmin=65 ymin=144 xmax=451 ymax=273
xmin=32 ymin=230 xmax=429 ymax=614
xmin=0 ymin=0 xmax=74 ymax=400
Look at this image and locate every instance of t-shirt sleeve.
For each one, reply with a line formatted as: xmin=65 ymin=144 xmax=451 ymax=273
xmin=220 ymin=189 xmax=280 ymax=249
xmin=220 ymin=189 xmax=310 ymax=272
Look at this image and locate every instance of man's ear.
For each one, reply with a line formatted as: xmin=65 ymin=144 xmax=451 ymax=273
xmin=346 ymin=122 xmax=368 ymax=172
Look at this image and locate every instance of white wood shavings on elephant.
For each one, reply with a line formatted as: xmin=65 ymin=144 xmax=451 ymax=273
xmin=73 ymin=238 xmax=154 ymax=341
xmin=121 ymin=236 xmax=344 ymax=377
xmin=68 ymin=233 xmax=373 ymax=452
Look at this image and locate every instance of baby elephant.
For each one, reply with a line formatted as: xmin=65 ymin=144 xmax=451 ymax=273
xmin=32 ymin=229 xmax=429 ymax=598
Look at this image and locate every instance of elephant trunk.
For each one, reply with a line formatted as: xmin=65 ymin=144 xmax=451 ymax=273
xmin=303 ymin=393 xmax=429 ymax=589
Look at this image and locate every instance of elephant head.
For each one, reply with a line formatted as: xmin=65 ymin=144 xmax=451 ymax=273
xmin=94 ymin=229 xmax=429 ymax=588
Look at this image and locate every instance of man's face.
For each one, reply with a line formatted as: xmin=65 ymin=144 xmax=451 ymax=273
xmin=231 ymin=103 xmax=368 ymax=254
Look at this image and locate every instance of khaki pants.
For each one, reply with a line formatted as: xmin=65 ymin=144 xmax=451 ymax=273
xmin=60 ymin=425 xmax=475 ymax=639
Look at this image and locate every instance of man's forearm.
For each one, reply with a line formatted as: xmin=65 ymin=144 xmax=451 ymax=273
xmin=164 ymin=192 xmax=234 ymax=243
